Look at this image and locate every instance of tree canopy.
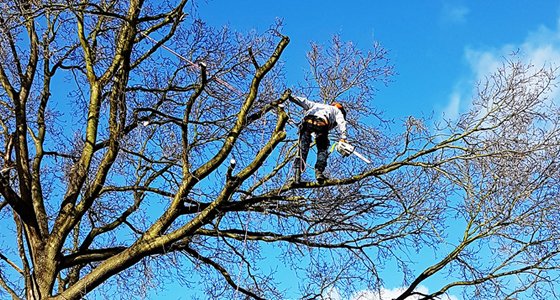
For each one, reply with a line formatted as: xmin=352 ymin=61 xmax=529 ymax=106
xmin=0 ymin=1 xmax=560 ymax=299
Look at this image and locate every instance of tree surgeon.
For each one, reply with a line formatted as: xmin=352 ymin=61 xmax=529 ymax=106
xmin=288 ymin=94 xmax=348 ymax=184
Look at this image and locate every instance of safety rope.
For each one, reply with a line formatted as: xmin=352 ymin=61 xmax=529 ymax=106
xmin=232 ymin=211 xmax=251 ymax=300
xmin=140 ymin=31 xmax=244 ymax=97
xmin=232 ymin=114 xmax=269 ymax=299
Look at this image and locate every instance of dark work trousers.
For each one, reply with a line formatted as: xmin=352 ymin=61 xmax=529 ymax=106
xmin=292 ymin=117 xmax=330 ymax=179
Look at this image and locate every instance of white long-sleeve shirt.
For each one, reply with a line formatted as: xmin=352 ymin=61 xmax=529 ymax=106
xmin=290 ymin=96 xmax=347 ymax=139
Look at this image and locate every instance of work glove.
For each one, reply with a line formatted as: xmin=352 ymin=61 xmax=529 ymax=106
xmin=335 ymin=140 xmax=353 ymax=157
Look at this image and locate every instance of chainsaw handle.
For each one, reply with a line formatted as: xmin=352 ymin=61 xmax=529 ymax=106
xmin=335 ymin=141 xmax=354 ymax=157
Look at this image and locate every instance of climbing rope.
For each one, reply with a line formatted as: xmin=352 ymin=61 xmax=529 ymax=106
xmin=232 ymin=114 xmax=269 ymax=299
xmin=140 ymin=31 xmax=244 ymax=97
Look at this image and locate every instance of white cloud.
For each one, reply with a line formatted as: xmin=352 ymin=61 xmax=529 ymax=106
xmin=463 ymin=48 xmax=504 ymax=82
xmin=443 ymin=16 xmax=560 ymax=119
xmin=351 ymin=285 xmax=459 ymax=300
xmin=441 ymin=4 xmax=470 ymax=24
xmin=325 ymin=287 xmax=342 ymax=300
xmin=442 ymin=92 xmax=462 ymax=121
xmin=324 ymin=285 xmax=459 ymax=300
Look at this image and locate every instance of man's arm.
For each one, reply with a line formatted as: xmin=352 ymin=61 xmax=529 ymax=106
xmin=288 ymin=95 xmax=313 ymax=110
xmin=334 ymin=110 xmax=347 ymax=140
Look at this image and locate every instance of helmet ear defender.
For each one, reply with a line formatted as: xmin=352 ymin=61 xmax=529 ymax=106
xmin=332 ymin=102 xmax=346 ymax=118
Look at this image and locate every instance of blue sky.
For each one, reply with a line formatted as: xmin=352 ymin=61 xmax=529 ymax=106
xmin=167 ymin=1 xmax=560 ymax=299
xmin=2 ymin=2 xmax=560 ymax=300
xmin=196 ymin=0 xmax=560 ymax=121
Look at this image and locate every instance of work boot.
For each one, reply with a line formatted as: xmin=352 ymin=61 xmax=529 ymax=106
xmin=287 ymin=168 xmax=301 ymax=186
xmin=287 ymin=176 xmax=300 ymax=186
xmin=315 ymin=170 xmax=327 ymax=184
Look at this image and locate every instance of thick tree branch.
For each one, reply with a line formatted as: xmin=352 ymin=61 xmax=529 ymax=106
xmin=182 ymin=62 xmax=207 ymax=176
xmin=59 ymin=247 xmax=127 ymax=269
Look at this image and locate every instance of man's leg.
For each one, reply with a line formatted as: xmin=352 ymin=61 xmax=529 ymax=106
xmin=292 ymin=123 xmax=312 ymax=182
xmin=315 ymin=129 xmax=330 ymax=183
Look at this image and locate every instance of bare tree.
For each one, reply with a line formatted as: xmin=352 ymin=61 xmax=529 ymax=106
xmin=0 ymin=1 xmax=559 ymax=299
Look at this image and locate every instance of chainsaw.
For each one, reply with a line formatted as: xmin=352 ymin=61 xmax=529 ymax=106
xmin=334 ymin=141 xmax=371 ymax=164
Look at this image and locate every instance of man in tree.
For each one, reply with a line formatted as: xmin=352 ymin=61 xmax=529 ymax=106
xmin=288 ymin=94 xmax=348 ymax=184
